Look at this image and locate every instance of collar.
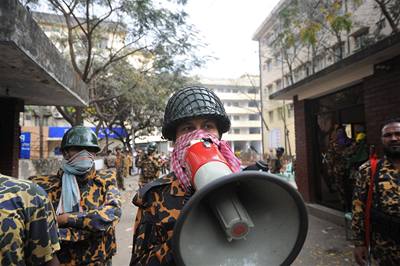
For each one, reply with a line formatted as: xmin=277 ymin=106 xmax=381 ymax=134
xmin=57 ymin=166 xmax=97 ymax=182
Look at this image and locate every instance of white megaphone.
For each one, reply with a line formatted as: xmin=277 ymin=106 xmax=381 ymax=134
xmin=172 ymin=139 xmax=308 ymax=266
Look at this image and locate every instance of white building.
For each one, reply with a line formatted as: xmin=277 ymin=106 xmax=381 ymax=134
xmin=200 ymin=77 xmax=263 ymax=158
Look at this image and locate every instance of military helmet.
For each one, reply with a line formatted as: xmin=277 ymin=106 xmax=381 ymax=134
xmin=147 ymin=142 xmax=157 ymax=154
xmin=61 ymin=126 xmax=101 ymax=153
xmin=162 ymin=86 xmax=230 ymax=140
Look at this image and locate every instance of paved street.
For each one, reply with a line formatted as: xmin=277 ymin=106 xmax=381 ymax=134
xmin=113 ymin=175 xmax=355 ymax=265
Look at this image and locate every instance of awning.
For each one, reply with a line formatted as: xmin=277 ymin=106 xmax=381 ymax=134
xmin=0 ymin=0 xmax=88 ymax=106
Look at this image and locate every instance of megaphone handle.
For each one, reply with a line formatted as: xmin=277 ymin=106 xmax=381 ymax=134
xmin=209 ymin=188 xmax=254 ymax=241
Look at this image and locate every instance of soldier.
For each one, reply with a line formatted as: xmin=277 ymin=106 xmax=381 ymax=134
xmin=0 ymin=174 xmax=60 ymax=265
xmin=270 ymin=147 xmax=285 ymax=174
xmin=30 ymin=126 xmax=121 ymax=265
xmin=130 ymin=86 xmax=241 ymax=265
xmin=115 ymin=146 xmax=126 ymax=190
xmin=104 ymin=149 xmax=116 ymax=169
xmin=136 ymin=142 xmax=161 ymax=187
xmin=352 ymin=118 xmax=400 ymax=265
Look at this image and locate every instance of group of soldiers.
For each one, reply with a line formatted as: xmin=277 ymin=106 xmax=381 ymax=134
xmin=1 ymin=86 xmax=399 ymax=266
xmin=104 ymin=142 xmax=170 ymax=190
xmin=104 ymin=147 xmax=133 ymax=190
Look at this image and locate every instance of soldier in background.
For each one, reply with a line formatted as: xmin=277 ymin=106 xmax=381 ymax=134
xmin=270 ymin=147 xmax=285 ymax=174
xmin=104 ymin=149 xmax=116 ymax=169
xmin=136 ymin=142 xmax=161 ymax=187
xmin=115 ymin=146 xmax=126 ymax=190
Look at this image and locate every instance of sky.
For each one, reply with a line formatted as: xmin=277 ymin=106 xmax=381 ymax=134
xmin=185 ymin=0 xmax=281 ymax=79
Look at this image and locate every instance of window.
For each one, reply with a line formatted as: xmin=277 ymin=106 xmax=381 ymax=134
xmin=267 ymin=85 xmax=273 ymax=95
xmin=268 ymin=111 xmax=274 ymax=122
xmin=248 ymin=88 xmax=257 ymax=94
xmin=287 ymin=103 xmax=294 ymax=118
xmin=249 ymin=114 xmax=259 ymax=121
xmin=353 ymin=28 xmax=369 ymax=51
xmin=315 ymin=54 xmax=325 ymax=72
xmin=25 ymin=113 xmax=32 ymax=120
xmin=275 ymin=79 xmax=282 ymax=90
xmin=273 ymin=53 xmax=280 ymax=67
xmin=277 ymin=107 xmax=284 ymax=120
xmin=249 ymin=128 xmax=261 ymax=134
xmin=248 ymin=101 xmax=257 ymax=107
xmin=376 ymin=19 xmax=386 ymax=32
xmin=333 ymin=42 xmax=345 ymax=62
xmin=233 ymin=128 xmax=240 ymax=134
xmin=233 ymin=102 xmax=239 ymax=107
xmin=233 ymin=115 xmax=240 ymax=121
xmin=266 ymin=59 xmax=272 ymax=72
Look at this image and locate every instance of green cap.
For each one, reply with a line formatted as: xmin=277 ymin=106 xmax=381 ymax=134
xmin=61 ymin=126 xmax=101 ymax=153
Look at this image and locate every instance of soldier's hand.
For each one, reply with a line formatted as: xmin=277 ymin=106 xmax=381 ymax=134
xmin=57 ymin=213 xmax=70 ymax=226
xmin=353 ymin=246 xmax=368 ymax=266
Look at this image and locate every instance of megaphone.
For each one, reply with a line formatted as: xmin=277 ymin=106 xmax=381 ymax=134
xmin=172 ymin=140 xmax=308 ymax=266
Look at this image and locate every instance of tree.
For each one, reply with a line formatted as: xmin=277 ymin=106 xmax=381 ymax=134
xmin=88 ymin=60 xmax=192 ymax=151
xmin=373 ymin=0 xmax=400 ymax=33
xmin=33 ymin=0 xmax=203 ymax=125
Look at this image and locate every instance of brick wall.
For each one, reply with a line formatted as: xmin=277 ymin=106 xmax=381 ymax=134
xmin=363 ymin=55 xmax=400 ymax=155
xmin=0 ymin=98 xmax=23 ymax=177
xmin=293 ymin=96 xmax=315 ymax=202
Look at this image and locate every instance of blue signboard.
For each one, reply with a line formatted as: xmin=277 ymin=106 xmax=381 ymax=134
xmin=20 ymin=132 xmax=31 ymax=159
xmin=48 ymin=127 xmax=127 ymax=139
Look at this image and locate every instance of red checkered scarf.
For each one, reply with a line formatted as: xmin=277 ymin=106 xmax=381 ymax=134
xmin=170 ymin=129 xmax=241 ymax=191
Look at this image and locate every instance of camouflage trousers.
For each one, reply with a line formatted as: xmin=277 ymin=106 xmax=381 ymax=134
xmin=116 ymin=169 xmax=125 ymax=190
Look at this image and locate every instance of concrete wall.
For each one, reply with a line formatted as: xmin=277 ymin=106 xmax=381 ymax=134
xmin=363 ymin=55 xmax=400 ymax=155
xmin=19 ymin=158 xmax=61 ymax=179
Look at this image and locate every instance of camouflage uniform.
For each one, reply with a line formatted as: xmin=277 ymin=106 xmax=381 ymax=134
xmin=0 ymin=174 xmax=60 ymax=265
xmin=137 ymin=155 xmax=161 ymax=187
xmin=30 ymin=167 xmax=121 ymax=265
xmin=352 ymin=158 xmax=400 ymax=265
xmin=130 ymin=173 xmax=188 ymax=265
xmin=115 ymin=153 xmax=126 ymax=190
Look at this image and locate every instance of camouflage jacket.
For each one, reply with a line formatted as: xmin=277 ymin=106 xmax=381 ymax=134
xmin=130 ymin=173 xmax=188 ymax=266
xmin=0 ymin=174 xmax=60 ymax=265
xmin=30 ymin=167 xmax=121 ymax=265
xmin=352 ymin=158 xmax=400 ymax=264
xmin=137 ymin=156 xmax=161 ymax=182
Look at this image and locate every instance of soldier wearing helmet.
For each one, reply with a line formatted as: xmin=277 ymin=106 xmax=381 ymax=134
xmin=130 ymin=86 xmax=241 ymax=265
xmin=136 ymin=142 xmax=162 ymax=187
xmin=30 ymin=126 xmax=121 ymax=265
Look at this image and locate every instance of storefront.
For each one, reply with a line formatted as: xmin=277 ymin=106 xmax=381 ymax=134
xmin=270 ymin=34 xmax=400 ymax=212
xmin=312 ymin=84 xmax=366 ymax=211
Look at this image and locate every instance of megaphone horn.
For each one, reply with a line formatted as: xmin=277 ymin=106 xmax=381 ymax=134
xmin=173 ymin=139 xmax=308 ymax=266
xmin=185 ymin=140 xmax=254 ymax=241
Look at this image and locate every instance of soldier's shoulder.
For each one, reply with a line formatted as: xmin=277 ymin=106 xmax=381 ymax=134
xmin=95 ymin=169 xmax=117 ymax=186
xmin=359 ymin=160 xmax=371 ymax=171
xmin=28 ymin=173 xmax=60 ymax=192
xmin=133 ymin=173 xmax=176 ymax=207
xmin=0 ymin=174 xmax=47 ymax=198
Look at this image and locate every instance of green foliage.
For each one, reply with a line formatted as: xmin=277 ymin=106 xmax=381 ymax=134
xmin=91 ymin=60 xmax=192 ymax=148
xmin=31 ymin=0 xmax=204 ymax=126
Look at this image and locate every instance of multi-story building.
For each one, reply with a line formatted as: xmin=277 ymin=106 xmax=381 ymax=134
xmin=200 ymin=77 xmax=263 ymax=162
xmin=253 ymin=0 xmax=400 ymax=212
xmin=19 ymin=11 xmax=132 ymax=159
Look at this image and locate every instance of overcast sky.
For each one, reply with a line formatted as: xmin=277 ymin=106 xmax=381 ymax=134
xmin=185 ymin=0 xmax=280 ymax=79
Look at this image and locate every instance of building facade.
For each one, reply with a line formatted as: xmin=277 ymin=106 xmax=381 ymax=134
xmin=254 ymin=0 xmax=400 ymax=212
xmin=200 ymin=77 xmax=263 ymax=163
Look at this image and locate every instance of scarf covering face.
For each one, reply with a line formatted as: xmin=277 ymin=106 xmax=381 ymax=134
xmin=56 ymin=150 xmax=95 ymax=215
xmin=170 ymin=129 xmax=241 ymax=192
